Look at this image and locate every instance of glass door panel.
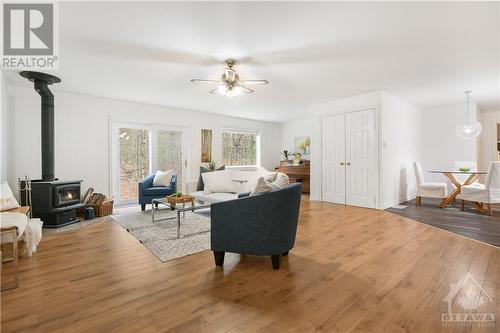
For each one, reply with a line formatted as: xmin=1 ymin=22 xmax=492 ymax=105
xmin=156 ymin=130 xmax=183 ymax=192
xmin=118 ymin=127 xmax=149 ymax=201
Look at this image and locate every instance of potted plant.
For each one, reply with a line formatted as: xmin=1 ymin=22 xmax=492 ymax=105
xmin=293 ymin=152 xmax=302 ymax=166
xmin=281 ymin=150 xmax=291 ymax=161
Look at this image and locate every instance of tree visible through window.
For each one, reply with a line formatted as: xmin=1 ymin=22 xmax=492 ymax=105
xmin=119 ymin=128 xmax=149 ymax=200
xmin=222 ymin=130 xmax=259 ymax=166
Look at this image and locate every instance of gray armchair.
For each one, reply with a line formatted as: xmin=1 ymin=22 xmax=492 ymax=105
xmin=210 ymin=183 xmax=302 ymax=269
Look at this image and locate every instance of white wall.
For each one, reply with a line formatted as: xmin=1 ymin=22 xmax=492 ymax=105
xmin=0 ymin=73 xmax=10 ymax=183
xmin=478 ymin=110 xmax=500 ymax=172
xmin=4 ymin=83 xmax=282 ymax=198
xmin=380 ymin=92 xmax=422 ymax=208
xmin=420 ymin=103 xmax=480 ymax=183
xmin=280 ymin=118 xmax=311 ymax=154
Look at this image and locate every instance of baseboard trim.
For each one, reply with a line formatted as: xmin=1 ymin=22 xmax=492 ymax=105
xmin=380 ymin=195 xmax=416 ymax=210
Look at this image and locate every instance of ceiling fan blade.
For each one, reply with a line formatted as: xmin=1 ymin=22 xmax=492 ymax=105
xmin=240 ymin=85 xmax=254 ymax=94
xmin=239 ymin=79 xmax=269 ymax=85
xmin=191 ymin=79 xmax=221 ymax=84
xmin=209 ymin=87 xmax=219 ymax=94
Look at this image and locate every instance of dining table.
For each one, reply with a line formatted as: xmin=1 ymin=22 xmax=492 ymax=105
xmin=428 ymin=170 xmax=487 ymax=208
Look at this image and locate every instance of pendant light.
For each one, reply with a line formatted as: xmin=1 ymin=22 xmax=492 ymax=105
xmin=456 ymin=90 xmax=482 ymax=139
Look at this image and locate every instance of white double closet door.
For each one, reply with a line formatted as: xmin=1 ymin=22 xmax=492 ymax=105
xmin=322 ymin=109 xmax=377 ymax=208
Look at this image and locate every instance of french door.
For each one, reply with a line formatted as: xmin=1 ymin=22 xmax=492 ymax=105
xmin=112 ymin=122 xmax=187 ymax=206
xmin=321 ymin=109 xmax=377 ymax=208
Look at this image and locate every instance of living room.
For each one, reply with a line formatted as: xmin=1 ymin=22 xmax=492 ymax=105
xmin=1 ymin=2 xmax=499 ymax=332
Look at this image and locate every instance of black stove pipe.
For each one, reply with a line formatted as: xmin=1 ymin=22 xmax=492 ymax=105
xmin=20 ymin=71 xmax=61 ymax=181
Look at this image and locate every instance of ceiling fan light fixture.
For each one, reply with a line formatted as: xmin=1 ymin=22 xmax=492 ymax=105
xmin=217 ymin=85 xmax=242 ymax=97
xmin=191 ymin=59 xmax=268 ymax=97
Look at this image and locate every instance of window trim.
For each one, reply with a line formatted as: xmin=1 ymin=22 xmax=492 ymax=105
xmin=220 ymin=127 xmax=261 ymax=168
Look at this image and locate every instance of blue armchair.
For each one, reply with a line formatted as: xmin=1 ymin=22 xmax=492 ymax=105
xmin=138 ymin=174 xmax=177 ymax=211
xmin=210 ymin=183 xmax=302 ymax=269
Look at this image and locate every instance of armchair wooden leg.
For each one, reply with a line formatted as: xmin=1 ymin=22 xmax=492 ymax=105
xmin=488 ymin=204 xmax=493 ymax=216
xmin=415 ymin=196 xmax=421 ymax=207
xmin=282 ymin=251 xmax=289 ymax=256
xmin=461 ymin=200 xmax=465 ymax=211
xmin=213 ymin=251 xmax=225 ymax=267
xmin=271 ymin=255 xmax=281 ymax=270
xmin=141 ymin=204 xmax=146 ymax=211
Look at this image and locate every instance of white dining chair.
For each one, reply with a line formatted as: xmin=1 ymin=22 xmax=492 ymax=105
xmin=459 ymin=161 xmax=500 ymax=216
xmin=414 ymin=162 xmax=448 ymax=207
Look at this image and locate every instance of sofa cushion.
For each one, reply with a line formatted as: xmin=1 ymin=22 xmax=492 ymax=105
xmin=202 ymin=170 xmax=237 ymax=193
xmin=197 ymin=165 xmax=225 ymax=191
xmin=143 ymin=186 xmax=172 ymax=196
xmin=153 ymin=169 xmax=174 ymax=187
xmin=192 ymin=191 xmax=238 ymax=204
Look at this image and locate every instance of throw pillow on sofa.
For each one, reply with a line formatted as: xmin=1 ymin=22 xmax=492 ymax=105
xmin=1 ymin=181 xmax=20 ymax=211
xmin=197 ymin=165 xmax=225 ymax=191
xmin=152 ymin=169 xmax=174 ymax=187
xmin=202 ymin=170 xmax=236 ymax=193
xmin=250 ymin=173 xmax=290 ymax=196
xmin=251 ymin=176 xmax=277 ymax=195
xmin=275 ymin=173 xmax=290 ymax=187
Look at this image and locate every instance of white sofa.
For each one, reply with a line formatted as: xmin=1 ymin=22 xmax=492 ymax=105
xmin=187 ymin=167 xmax=280 ymax=204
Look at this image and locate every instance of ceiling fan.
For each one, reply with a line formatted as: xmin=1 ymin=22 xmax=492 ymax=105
xmin=190 ymin=59 xmax=269 ymax=97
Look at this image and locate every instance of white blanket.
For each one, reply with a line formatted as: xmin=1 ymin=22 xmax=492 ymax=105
xmin=1 ymin=212 xmax=43 ymax=256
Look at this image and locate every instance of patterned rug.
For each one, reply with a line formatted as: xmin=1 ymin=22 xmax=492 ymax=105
xmin=111 ymin=208 xmax=211 ymax=262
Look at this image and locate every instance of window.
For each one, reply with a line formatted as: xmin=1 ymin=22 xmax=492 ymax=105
xmin=221 ymin=129 xmax=260 ymax=167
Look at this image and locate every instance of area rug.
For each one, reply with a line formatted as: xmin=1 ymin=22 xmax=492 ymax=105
xmin=111 ymin=208 xmax=211 ymax=262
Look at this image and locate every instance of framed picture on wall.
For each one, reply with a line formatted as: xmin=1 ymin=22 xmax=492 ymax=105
xmin=295 ymin=136 xmax=310 ymax=160
xmin=201 ymin=129 xmax=212 ymax=162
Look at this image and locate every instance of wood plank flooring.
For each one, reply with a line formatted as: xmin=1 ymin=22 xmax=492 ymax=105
xmin=1 ymin=200 xmax=499 ymax=332
xmin=386 ymin=198 xmax=500 ymax=247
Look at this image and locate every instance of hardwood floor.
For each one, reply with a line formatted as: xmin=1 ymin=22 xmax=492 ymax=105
xmin=1 ymin=200 xmax=499 ymax=332
xmin=387 ymin=198 xmax=500 ymax=247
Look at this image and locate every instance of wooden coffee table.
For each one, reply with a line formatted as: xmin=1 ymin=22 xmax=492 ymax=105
xmin=151 ymin=197 xmax=210 ymax=239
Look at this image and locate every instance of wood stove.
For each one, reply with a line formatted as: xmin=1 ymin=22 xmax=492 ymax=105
xmin=20 ymin=71 xmax=84 ymax=228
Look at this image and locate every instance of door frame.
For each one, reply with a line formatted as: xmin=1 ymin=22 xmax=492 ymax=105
xmin=109 ymin=118 xmax=189 ymax=206
xmin=319 ymin=106 xmax=381 ymax=209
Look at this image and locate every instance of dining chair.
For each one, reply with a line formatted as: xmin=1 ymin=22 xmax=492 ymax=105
xmin=459 ymin=161 xmax=500 ymax=216
xmin=414 ymin=162 xmax=448 ymax=207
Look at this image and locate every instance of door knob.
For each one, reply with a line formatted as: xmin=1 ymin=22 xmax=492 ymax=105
xmin=346 ymin=162 xmax=351 ymax=166
xmin=340 ymin=162 xmax=345 ymax=166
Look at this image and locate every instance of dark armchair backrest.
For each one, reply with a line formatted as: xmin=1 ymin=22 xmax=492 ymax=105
xmin=211 ymin=183 xmax=303 ymax=255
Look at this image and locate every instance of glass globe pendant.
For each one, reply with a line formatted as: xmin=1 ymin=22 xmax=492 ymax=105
xmin=456 ymin=90 xmax=482 ymax=139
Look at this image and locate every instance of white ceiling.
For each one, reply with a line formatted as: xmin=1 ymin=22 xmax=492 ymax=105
xmin=5 ymin=1 xmax=500 ymax=122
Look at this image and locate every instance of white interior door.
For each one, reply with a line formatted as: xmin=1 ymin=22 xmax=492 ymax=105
xmin=322 ymin=114 xmax=346 ymax=204
xmin=345 ymin=109 xmax=377 ymax=208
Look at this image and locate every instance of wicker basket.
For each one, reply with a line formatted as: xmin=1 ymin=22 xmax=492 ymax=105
xmin=1 ymin=238 xmax=26 ymax=259
xmin=88 ymin=199 xmax=114 ymax=217
xmin=166 ymin=195 xmax=194 ymax=205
